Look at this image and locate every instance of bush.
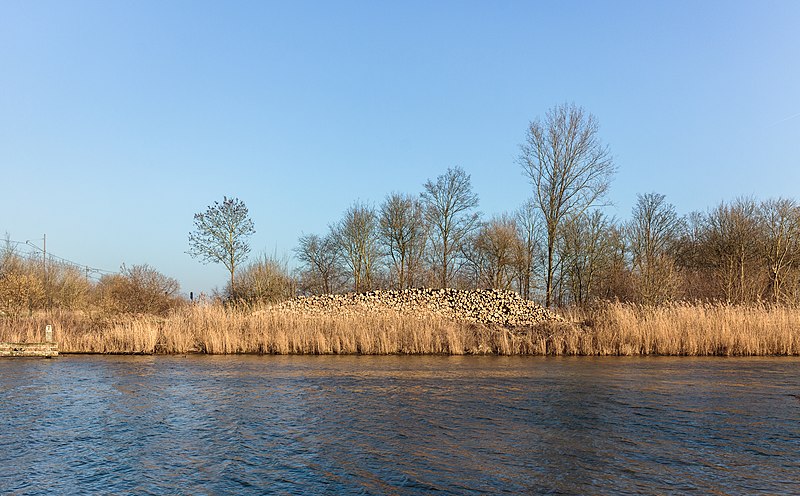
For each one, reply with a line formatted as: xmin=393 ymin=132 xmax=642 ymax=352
xmin=96 ymin=264 xmax=183 ymax=315
xmin=227 ymin=254 xmax=295 ymax=304
xmin=0 ymin=272 xmax=45 ymax=315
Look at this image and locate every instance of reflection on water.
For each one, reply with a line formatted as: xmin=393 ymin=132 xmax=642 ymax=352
xmin=1 ymin=356 xmax=798 ymax=494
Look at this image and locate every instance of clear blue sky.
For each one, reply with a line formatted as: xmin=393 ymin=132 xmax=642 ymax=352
xmin=2 ymin=0 xmax=798 ymax=294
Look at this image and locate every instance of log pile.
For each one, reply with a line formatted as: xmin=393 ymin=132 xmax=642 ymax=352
xmin=276 ymin=288 xmax=562 ymax=327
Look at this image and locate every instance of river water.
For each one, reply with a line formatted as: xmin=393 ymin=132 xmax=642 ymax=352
xmin=1 ymin=356 xmax=798 ymax=495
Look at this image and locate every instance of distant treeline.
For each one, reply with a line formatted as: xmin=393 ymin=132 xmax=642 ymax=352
xmin=294 ymin=104 xmax=800 ymax=307
xmin=3 ymin=103 xmax=799 ymax=317
xmin=4 ymin=179 xmax=800 ymax=316
xmin=295 ymin=172 xmax=800 ymax=307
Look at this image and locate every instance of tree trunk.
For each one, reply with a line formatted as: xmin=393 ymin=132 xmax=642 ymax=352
xmin=546 ymin=236 xmax=554 ymax=307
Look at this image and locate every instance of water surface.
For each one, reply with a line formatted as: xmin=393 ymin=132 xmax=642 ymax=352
xmin=1 ymin=356 xmax=798 ymax=494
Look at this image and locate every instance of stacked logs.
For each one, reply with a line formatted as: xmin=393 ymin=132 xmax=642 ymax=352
xmin=276 ymin=288 xmax=562 ymax=327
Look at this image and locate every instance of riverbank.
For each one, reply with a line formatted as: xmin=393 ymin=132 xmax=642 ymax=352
xmin=1 ymin=296 xmax=799 ymax=355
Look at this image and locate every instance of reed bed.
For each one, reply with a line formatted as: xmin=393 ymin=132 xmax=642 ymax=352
xmin=1 ymin=301 xmax=799 ymax=355
xmin=567 ymin=302 xmax=800 ymax=356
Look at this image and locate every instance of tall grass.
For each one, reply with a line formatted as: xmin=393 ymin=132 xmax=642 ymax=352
xmin=1 ymin=302 xmax=798 ymax=355
xmin=567 ymin=302 xmax=800 ymax=356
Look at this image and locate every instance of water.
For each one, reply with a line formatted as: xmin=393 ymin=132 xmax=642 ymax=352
xmin=1 ymin=356 xmax=798 ymax=495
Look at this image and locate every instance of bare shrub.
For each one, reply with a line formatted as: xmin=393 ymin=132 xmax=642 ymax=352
xmin=0 ymin=271 xmax=45 ymax=316
xmin=96 ymin=264 xmax=182 ymax=315
xmin=228 ymin=254 xmax=296 ymax=304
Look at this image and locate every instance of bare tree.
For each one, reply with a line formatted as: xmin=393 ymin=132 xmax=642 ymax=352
xmin=514 ymin=200 xmax=541 ymax=299
xmin=379 ymin=193 xmax=427 ymax=289
xmin=421 ymin=166 xmax=480 ymax=288
xmin=626 ymin=193 xmax=684 ymax=304
xmin=188 ymin=196 xmax=255 ymax=293
xmin=561 ymin=210 xmax=614 ymax=306
xmin=470 ymin=214 xmax=520 ymax=290
xmin=333 ymin=202 xmax=380 ymax=292
xmin=519 ymin=103 xmax=616 ymax=306
xmin=759 ymin=198 xmax=800 ymax=303
xmin=595 ymin=222 xmax=633 ymax=301
xmin=701 ymin=198 xmax=763 ymax=303
xmin=295 ymin=232 xmax=342 ymax=294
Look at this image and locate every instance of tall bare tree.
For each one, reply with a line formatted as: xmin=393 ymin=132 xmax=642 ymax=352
xmin=519 ymin=103 xmax=615 ymax=306
xmin=378 ymin=193 xmax=427 ymax=289
xmin=421 ymin=166 xmax=480 ymax=288
xmin=188 ymin=196 xmax=255 ymax=293
xmin=334 ymin=202 xmax=380 ymax=292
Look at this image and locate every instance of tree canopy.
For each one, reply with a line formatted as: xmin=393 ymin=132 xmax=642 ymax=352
xmin=188 ymin=196 xmax=255 ymax=292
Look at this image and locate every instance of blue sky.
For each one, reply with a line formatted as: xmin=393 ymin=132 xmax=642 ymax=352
xmin=1 ymin=0 xmax=798 ymax=294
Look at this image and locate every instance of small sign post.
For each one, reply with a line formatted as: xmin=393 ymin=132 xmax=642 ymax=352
xmin=45 ymin=325 xmax=53 ymax=343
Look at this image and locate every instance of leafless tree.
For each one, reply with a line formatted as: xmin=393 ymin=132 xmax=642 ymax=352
xmin=421 ymin=166 xmax=480 ymax=288
xmin=759 ymin=198 xmax=800 ymax=303
xmin=295 ymin=232 xmax=342 ymax=294
xmin=514 ymin=200 xmax=542 ymax=299
xmin=188 ymin=196 xmax=255 ymax=293
xmin=470 ymin=214 xmax=520 ymax=290
xmin=626 ymin=193 xmax=684 ymax=304
xmin=561 ymin=210 xmax=614 ymax=306
xmin=379 ymin=192 xmax=427 ymax=289
xmin=519 ymin=103 xmax=616 ymax=306
xmin=594 ymin=222 xmax=633 ymax=301
xmin=333 ymin=202 xmax=380 ymax=292
xmin=701 ymin=198 xmax=763 ymax=303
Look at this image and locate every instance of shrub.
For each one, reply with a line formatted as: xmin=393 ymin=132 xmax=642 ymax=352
xmin=96 ymin=264 xmax=183 ymax=315
xmin=227 ymin=254 xmax=296 ymax=304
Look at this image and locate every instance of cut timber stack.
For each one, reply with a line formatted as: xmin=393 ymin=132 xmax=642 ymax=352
xmin=276 ymin=288 xmax=562 ymax=328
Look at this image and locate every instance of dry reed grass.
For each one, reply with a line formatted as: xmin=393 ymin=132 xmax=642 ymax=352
xmin=567 ymin=302 xmax=800 ymax=356
xmin=1 ymin=301 xmax=798 ymax=355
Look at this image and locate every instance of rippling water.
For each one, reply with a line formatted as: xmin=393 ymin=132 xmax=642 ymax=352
xmin=1 ymin=355 xmax=798 ymax=494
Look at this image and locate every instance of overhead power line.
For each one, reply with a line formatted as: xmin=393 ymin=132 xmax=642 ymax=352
xmin=3 ymin=237 xmax=117 ymax=280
